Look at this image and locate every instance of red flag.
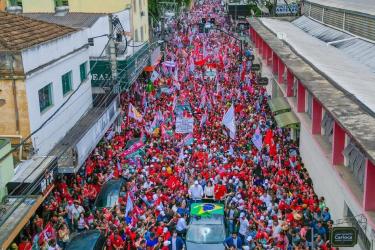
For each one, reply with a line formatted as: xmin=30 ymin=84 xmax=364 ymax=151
xmin=264 ymin=129 xmax=273 ymax=146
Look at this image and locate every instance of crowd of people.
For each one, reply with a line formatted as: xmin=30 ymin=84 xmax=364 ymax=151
xmin=10 ymin=0 xmax=335 ymax=250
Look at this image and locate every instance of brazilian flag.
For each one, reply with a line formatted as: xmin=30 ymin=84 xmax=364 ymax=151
xmin=190 ymin=203 xmax=224 ymax=217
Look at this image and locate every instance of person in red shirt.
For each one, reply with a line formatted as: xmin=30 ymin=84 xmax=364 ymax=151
xmin=107 ymin=229 xmax=124 ymax=250
xmin=18 ymin=237 xmax=32 ymax=250
xmin=214 ymin=181 xmax=227 ymax=200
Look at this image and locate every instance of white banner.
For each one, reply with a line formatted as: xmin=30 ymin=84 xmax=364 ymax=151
xmin=175 ymin=117 xmax=194 ymax=134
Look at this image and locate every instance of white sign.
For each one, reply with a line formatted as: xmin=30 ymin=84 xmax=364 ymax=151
xmin=175 ymin=117 xmax=194 ymax=134
xmin=277 ymin=32 xmax=287 ymax=40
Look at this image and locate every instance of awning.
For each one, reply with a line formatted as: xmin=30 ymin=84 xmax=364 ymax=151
xmin=0 ymin=193 xmax=53 ymax=249
xmin=7 ymin=156 xmax=57 ymax=195
xmin=274 ymin=112 xmax=300 ymax=128
xmin=268 ymin=97 xmax=291 ymax=114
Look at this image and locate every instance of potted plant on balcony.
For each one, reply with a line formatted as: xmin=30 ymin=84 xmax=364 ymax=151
xmin=7 ymin=0 xmax=22 ymax=13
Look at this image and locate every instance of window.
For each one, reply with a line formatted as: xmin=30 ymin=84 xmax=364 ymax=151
xmin=135 ymin=29 xmax=139 ymax=42
xmin=306 ymin=92 xmax=312 ymax=119
xmin=38 ymin=83 xmax=53 ymax=113
xmin=141 ymin=26 xmax=144 ymax=41
xmin=343 ymin=140 xmax=366 ymax=189
xmin=293 ymin=79 xmax=298 ymax=97
xmin=62 ymin=71 xmax=73 ymax=96
xmin=139 ymin=0 xmax=142 ymax=10
xmin=133 ymin=0 xmax=136 ymax=12
xmin=80 ymin=62 xmax=87 ymax=82
xmin=321 ymin=111 xmax=334 ymax=143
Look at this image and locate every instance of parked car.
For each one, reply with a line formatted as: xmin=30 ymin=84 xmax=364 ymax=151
xmin=94 ymin=179 xmax=125 ymax=209
xmin=66 ymin=230 xmax=105 ymax=250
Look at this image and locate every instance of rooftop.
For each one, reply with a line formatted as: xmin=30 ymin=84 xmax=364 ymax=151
xmin=306 ymin=0 xmax=375 ymax=17
xmin=260 ymin=17 xmax=375 ymax=113
xmin=22 ymin=12 xmax=106 ymax=29
xmin=249 ymin=17 xmax=375 ymax=164
xmin=0 ymin=11 xmax=76 ymax=52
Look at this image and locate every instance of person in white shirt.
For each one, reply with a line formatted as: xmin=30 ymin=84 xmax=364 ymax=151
xmin=238 ymin=213 xmax=249 ymax=242
xmin=204 ymin=180 xmax=214 ymax=199
xmin=175 ymin=213 xmax=188 ymax=236
xmin=260 ymin=192 xmax=272 ymax=207
xmin=188 ymin=180 xmax=203 ymax=201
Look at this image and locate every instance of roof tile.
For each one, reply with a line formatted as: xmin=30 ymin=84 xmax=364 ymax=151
xmin=0 ymin=11 xmax=76 ymax=52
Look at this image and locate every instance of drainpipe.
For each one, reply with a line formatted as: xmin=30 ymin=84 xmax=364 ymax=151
xmin=10 ymin=54 xmax=20 ymax=134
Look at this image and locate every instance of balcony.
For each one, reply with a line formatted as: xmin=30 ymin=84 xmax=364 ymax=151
xmin=90 ymin=42 xmax=151 ymax=91
xmin=118 ymin=42 xmax=150 ymax=90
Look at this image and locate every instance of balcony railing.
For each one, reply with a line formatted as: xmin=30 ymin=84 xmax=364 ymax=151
xmin=118 ymin=42 xmax=150 ymax=90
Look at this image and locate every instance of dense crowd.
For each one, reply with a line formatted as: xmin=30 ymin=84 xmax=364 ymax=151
xmin=10 ymin=0 xmax=335 ymax=250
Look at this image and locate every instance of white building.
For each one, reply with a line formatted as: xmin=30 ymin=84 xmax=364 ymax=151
xmin=22 ymin=28 xmax=92 ymax=156
xmin=250 ymin=0 xmax=375 ymax=248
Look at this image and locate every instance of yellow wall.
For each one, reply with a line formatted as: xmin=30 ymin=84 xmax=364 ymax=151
xmin=22 ymin=0 xmax=55 ymax=13
xmin=69 ymin=0 xmax=128 ymax=13
xmin=0 ymin=0 xmax=7 ymax=11
xmin=0 ymin=78 xmax=31 ymax=141
xmin=131 ymin=0 xmax=149 ymax=42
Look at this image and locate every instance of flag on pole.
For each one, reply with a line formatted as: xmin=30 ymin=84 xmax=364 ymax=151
xmin=222 ymin=104 xmax=236 ymax=139
xmin=125 ymin=193 xmax=134 ymax=217
xmin=200 ymin=112 xmax=208 ymax=128
xmin=251 ymin=127 xmax=263 ymax=151
xmin=128 ymin=103 xmax=142 ymax=122
xmin=150 ymin=70 xmax=159 ymax=82
xmin=177 ymin=133 xmax=194 ymax=147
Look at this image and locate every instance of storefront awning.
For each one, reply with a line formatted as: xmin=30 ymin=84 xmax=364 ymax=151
xmin=0 ymin=194 xmax=53 ymax=249
xmin=274 ymin=111 xmax=300 ymax=128
xmin=268 ymin=97 xmax=291 ymax=114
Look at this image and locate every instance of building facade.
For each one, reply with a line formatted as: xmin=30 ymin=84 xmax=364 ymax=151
xmin=250 ymin=11 xmax=375 ymax=249
xmin=0 ymin=12 xmax=92 ymax=157
xmin=5 ymin=0 xmax=149 ymax=43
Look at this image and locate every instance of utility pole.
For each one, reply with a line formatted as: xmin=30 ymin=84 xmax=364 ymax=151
xmin=108 ymin=14 xmax=119 ymax=93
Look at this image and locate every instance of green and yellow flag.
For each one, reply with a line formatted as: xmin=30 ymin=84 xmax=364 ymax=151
xmin=190 ymin=203 xmax=224 ymax=217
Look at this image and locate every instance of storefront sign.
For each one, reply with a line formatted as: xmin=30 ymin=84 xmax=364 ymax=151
xmin=252 ymin=64 xmax=261 ymax=71
xmin=258 ymin=77 xmax=269 ymax=86
xmin=331 ymin=227 xmax=358 ymax=247
xmin=276 ymin=3 xmax=299 ymax=15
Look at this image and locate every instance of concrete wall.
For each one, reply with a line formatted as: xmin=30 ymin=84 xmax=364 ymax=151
xmin=0 ymin=139 xmax=14 ymax=201
xmin=24 ymin=48 xmax=92 ymax=156
xmin=131 ymin=0 xmax=149 ymax=42
xmin=69 ymin=0 xmax=129 ymax=13
xmin=22 ymin=0 xmax=55 ymax=13
xmin=0 ymin=78 xmax=31 ymax=140
xmin=0 ymin=0 xmax=7 ymax=11
xmin=21 ymin=30 xmax=92 ymax=156
xmin=86 ymin=15 xmax=110 ymax=58
xmin=22 ymin=31 xmax=87 ymax=74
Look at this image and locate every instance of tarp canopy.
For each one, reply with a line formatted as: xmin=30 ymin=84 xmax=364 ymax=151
xmin=268 ymin=97 xmax=291 ymax=114
xmin=190 ymin=203 xmax=224 ymax=217
xmin=274 ymin=111 xmax=300 ymax=128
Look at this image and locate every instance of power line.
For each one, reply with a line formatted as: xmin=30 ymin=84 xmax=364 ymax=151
xmin=0 ymin=39 xmax=111 ymax=164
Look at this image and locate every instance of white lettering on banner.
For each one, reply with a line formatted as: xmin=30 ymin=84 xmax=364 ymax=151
xmin=175 ymin=117 xmax=194 ymax=134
